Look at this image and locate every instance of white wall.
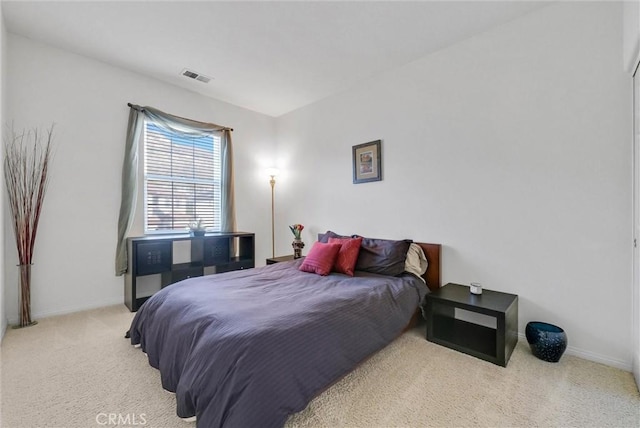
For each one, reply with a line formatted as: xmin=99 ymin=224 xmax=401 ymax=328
xmin=624 ymin=1 xmax=640 ymax=73
xmin=276 ymin=2 xmax=632 ymax=369
xmin=4 ymin=34 xmax=276 ymax=323
xmin=623 ymin=0 xmax=640 ymax=389
xmin=633 ymin=72 xmax=640 ymax=392
xmin=0 ymin=2 xmax=6 ymax=340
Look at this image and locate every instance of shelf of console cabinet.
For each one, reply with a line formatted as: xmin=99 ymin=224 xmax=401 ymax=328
xmin=215 ymin=257 xmax=254 ymax=273
xmin=161 ymin=263 xmax=204 ymax=287
xmin=134 ymin=295 xmax=152 ymax=309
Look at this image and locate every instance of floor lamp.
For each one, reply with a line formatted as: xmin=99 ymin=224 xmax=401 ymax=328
xmin=267 ymin=168 xmax=279 ymax=258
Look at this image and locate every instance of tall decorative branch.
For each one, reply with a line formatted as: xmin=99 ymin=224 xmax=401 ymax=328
xmin=4 ymin=125 xmax=54 ymax=327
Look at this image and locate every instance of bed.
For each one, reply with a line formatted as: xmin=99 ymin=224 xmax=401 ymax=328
xmin=128 ymin=239 xmax=441 ymax=427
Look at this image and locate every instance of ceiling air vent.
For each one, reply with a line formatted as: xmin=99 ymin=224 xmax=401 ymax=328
xmin=180 ymin=68 xmax=212 ymax=84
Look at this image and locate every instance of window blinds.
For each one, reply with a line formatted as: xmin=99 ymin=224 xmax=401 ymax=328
xmin=144 ymin=122 xmax=221 ymax=232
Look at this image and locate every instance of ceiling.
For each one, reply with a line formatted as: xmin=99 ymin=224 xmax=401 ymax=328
xmin=2 ymin=1 xmax=547 ymax=117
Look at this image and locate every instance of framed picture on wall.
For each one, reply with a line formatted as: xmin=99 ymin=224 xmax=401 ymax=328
xmin=352 ymin=140 xmax=382 ymax=184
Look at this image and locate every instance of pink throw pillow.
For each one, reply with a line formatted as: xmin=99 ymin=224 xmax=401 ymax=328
xmin=328 ymin=237 xmax=363 ymax=276
xmin=299 ymin=242 xmax=342 ymax=276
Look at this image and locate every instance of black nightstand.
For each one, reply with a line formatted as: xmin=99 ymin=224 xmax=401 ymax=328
xmin=266 ymin=255 xmax=296 ymax=265
xmin=425 ymin=283 xmax=518 ymax=367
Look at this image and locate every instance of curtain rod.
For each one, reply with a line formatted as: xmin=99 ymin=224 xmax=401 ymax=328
xmin=127 ymin=103 xmax=233 ymax=132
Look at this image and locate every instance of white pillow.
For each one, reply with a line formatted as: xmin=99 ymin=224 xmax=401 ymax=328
xmin=405 ymin=243 xmax=428 ymax=283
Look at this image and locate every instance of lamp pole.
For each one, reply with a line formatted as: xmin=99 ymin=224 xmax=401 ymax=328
xmin=270 ymin=174 xmax=276 ymax=258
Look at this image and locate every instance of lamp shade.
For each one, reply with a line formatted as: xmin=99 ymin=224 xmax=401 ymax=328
xmin=266 ymin=167 xmax=280 ymax=178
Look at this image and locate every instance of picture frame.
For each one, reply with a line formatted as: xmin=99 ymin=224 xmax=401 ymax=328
xmin=352 ymin=140 xmax=382 ymax=184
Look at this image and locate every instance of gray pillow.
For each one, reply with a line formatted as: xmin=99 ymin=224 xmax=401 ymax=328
xmin=318 ymin=230 xmax=350 ymax=243
xmin=354 ymin=236 xmax=412 ymax=276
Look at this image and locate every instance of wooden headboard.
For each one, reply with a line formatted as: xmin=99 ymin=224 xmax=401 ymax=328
xmin=416 ymin=242 xmax=442 ymax=292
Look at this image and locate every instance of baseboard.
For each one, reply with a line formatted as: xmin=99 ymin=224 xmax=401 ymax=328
xmin=517 ymin=333 xmax=632 ymax=372
xmin=6 ymin=297 xmax=124 ymax=325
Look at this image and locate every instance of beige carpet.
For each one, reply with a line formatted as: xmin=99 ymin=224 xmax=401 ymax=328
xmin=1 ymin=305 xmax=638 ymax=428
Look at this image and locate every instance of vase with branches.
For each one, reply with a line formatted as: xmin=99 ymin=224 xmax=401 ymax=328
xmin=4 ymin=125 xmax=54 ymax=328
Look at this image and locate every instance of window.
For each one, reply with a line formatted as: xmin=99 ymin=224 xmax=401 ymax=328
xmin=143 ymin=121 xmax=221 ymax=233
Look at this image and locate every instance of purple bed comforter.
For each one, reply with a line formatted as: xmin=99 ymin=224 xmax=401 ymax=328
xmin=128 ymin=259 xmax=428 ymax=428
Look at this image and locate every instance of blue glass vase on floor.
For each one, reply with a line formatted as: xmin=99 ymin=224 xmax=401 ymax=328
xmin=525 ymin=321 xmax=567 ymax=363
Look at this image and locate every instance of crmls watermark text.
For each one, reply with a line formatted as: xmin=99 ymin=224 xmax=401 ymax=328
xmin=95 ymin=413 xmax=147 ymax=426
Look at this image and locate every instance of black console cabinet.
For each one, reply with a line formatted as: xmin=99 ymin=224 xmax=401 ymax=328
xmin=124 ymin=232 xmax=255 ymax=311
